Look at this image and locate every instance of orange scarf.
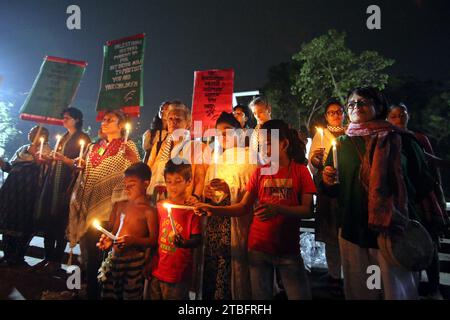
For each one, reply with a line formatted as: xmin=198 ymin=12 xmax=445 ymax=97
xmin=346 ymin=120 xmax=411 ymax=233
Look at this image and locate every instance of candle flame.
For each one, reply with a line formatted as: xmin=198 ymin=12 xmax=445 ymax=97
xmin=331 ymin=139 xmax=337 ymax=147
xmin=163 ymin=202 xmax=171 ymax=209
xmin=316 ymin=127 xmax=324 ymax=135
xmin=125 ymin=123 xmax=131 ymax=131
xmin=39 ymin=136 xmax=45 ymax=143
xmin=79 ymin=139 xmax=85 ymax=146
xmin=56 ymin=134 xmax=61 ymax=140
xmin=92 ymin=219 xmax=101 ymax=229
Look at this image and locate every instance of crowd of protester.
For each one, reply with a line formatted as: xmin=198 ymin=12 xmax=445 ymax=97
xmin=0 ymin=87 xmax=448 ymax=300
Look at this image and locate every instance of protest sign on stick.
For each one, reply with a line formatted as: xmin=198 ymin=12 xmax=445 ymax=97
xmin=96 ymin=33 xmax=145 ymax=121
xmin=191 ymin=69 xmax=234 ymax=136
xmin=20 ymin=56 xmax=87 ymax=126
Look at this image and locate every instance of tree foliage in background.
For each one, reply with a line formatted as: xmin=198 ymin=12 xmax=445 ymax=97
xmin=291 ymin=29 xmax=395 ymax=131
xmin=262 ymin=61 xmax=307 ymax=130
xmin=0 ymin=93 xmax=20 ymax=158
xmin=425 ymin=91 xmax=450 ymax=146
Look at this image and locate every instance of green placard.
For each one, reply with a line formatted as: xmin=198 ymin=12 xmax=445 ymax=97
xmin=96 ymin=33 xmax=145 ymax=119
xmin=20 ymin=56 xmax=87 ymax=124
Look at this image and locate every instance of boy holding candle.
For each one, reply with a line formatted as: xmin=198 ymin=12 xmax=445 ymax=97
xmin=150 ymin=159 xmax=202 ymax=300
xmin=96 ymin=162 xmax=158 ymax=300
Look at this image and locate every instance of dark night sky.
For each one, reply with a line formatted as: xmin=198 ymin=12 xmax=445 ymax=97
xmin=0 ymin=0 xmax=449 ymax=132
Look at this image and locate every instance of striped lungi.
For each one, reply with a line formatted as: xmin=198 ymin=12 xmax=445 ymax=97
xmin=101 ymin=251 xmax=146 ymax=300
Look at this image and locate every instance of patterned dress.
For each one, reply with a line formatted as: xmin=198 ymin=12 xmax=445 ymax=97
xmin=67 ymin=139 xmax=140 ymax=248
xmin=202 ymin=147 xmax=257 ymax=300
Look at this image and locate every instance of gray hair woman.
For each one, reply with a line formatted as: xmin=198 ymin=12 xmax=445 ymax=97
xmin=322 ymin=87 xmax=436 ymax=300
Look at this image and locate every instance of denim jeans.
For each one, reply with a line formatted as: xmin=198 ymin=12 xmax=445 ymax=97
xmin=248 ymin=250 xmax=312 ymax=300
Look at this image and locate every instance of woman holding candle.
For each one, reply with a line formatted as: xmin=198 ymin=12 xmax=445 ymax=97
xmin=196 ymin=120 xmax=315 ymax=300
xmin=307 ymin=101 xmax=346 ymax=296
xmin=67 ymin=109 xmax=140 ymax=299
xmin=34 ymin=108 xmax=91 ymax=274
xmin=0 ymin=125 xmax=51 ymax=267
xmin=322 ymin=87 xmax=436 ymax=300
xmin=202 ymin=112 xmax=258 ymax=300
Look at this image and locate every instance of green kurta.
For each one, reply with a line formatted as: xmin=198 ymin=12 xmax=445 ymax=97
xmin=324 ymin=133 xmax=433 ymax=249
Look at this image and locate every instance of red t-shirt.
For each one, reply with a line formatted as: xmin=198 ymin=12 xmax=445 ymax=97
xmin=246 ymin=162 xmax=316 ymax=256
xmin=152 ymin=201 xmax=202 ymax=284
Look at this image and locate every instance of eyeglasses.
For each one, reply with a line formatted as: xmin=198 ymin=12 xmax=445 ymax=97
xmin=326 ymin=110 xmax=343 ymax=116
xmin=346 ymin=99 xmax=372 ymax=110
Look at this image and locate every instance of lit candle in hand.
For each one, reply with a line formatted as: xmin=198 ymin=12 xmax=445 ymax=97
xmin=163 ymin=202 xmax=195 ymax=211
xmin=39 ymin=137 xmax=45 ymax=160
xmin=93 ymin=219 xmax=117 ymax=240
xmin=78 ymin=139 xmax=85 ymax=167
xmin=331 ymin=139 xmax=339 ymax=183
xmin=124 ymin=123 xmax=131 ymax=144
xmin=163 ymin=203 xmax=177 ymax=234
xmin=316 ymin=127 xmax=324 ymax=149
xmin=213 ymin=137 xmax=220 ymax=178
xmin=53 ymin=134 xmax=62 ymax=159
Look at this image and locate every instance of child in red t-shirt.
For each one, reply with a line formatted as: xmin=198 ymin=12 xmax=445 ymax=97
xmin=196 ymin=120 xmax=316 ymax=300
xmin=150 ymin=159 xmax=202 ymax=300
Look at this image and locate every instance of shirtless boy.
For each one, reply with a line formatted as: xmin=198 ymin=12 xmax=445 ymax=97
xmin=97 ymin=162 xmax=158 ymax=300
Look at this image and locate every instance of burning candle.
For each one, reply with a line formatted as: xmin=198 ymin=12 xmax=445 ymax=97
xmin=78 ymin=139 xmax=85 ymax=167
xmin=124 ymin=123 xmax=131 ymax=144
xmin=53 ymin=134 xmax=62 ymax=159
xmin=316 ymin=127 xmax=324 ymax=149
xmin=93 ymin=219 xmax=117 ymax=240
xmin=39 ymin=137 xmax=45 ymax=160
xmin=163 ymin=202 xmax=195 ymax=211
xmin=331 ymin=139 xmax=339 ymax=183
xmin=163 ymin=203 xmax=178 ymax=234
xmin=213 ymin=137 xmax=220 ymax=178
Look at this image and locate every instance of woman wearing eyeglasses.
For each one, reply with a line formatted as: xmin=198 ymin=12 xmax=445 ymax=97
xmin=322 ymin=87 xmax=437 ymax=300
xmin=67 ymin=109 xmax=140 ymax=299
xmin=308 ymin=100 xmax=346 ymax=296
